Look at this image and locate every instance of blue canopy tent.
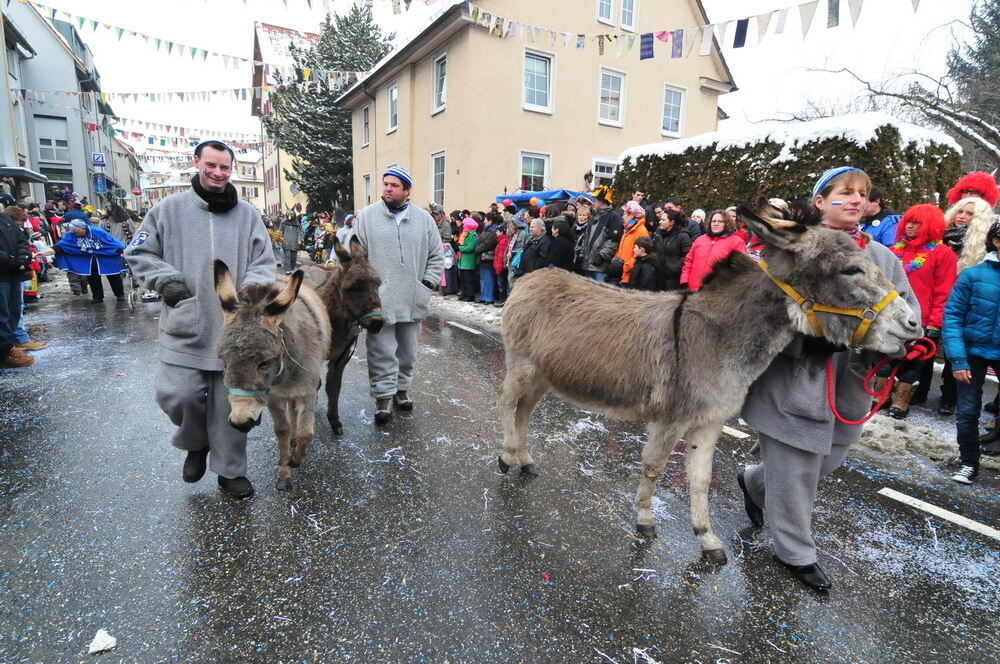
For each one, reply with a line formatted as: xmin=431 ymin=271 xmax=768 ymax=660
xmin=495 ymin=189 xmax=594 ymax=207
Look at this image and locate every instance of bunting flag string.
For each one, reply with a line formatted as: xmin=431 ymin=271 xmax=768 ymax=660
xmin=462 ymin=0 xmax=919 ymax=56
xmin=20 ymin=0 xmax=367 ymax=76
xmin=14 ymin=82 xmax=347 ymax=109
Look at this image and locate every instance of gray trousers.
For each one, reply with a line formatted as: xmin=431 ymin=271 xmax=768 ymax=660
xmin=155 ymin=362 xmax=248 ymax=479
xmin=366 ymin=321 xmax=419 ymax=399
xmin=282 ymin=249 xmax=299 ymax=273
xmin=742 ymin=424 xmax=860 ymax=565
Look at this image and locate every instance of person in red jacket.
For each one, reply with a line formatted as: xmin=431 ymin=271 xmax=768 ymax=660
xmin=680 ymin=209 xmax=746 ymax=290
xmin=876 ymin=204 xmax=957 ymax=418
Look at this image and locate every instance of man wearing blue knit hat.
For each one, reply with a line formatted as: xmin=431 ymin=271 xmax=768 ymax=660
xmin=352 ymin=165 xmax=445 ymax=424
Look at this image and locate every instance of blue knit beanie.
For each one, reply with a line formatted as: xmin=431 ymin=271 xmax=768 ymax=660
xmin=383 ymin=165 xmax=412 ymax=189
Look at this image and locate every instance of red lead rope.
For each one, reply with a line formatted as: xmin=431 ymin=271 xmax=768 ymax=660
xmin=825 ymin=337 xmax=938 ymax=426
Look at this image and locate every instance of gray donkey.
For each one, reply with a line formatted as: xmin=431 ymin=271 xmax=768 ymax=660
xmin=214 ymin=260 xmax=332 ymax=490
xmin=498 ymin=206 xmax=921 ymax=563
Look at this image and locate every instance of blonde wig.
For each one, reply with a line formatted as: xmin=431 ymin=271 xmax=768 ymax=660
xmin=946 ymin=196 xmax=996 ymax=271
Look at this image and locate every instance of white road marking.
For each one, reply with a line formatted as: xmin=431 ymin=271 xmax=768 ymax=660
xmin=878 ymin=488 xmax=1000 ymax=541
xmin=447 ymin=320 xmax=482 ymax=335
xmin=722 ymin=426 xmax=750 ymax=439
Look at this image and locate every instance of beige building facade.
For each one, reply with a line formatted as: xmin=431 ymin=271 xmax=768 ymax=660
xmin=338 ymin=0 xmax=733 ymax=210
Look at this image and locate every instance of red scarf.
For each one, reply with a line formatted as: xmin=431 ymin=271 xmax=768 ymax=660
xmin=821 ymin=222 xmax=867 ymax=249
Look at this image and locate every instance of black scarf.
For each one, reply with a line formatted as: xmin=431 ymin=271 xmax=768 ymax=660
xmin=191 ymin=175 xmax=238 ymax=214
xmin=384 ymin=199 xmax=409 ymax=214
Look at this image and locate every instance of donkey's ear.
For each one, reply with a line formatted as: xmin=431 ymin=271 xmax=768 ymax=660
xmin=332 ymin=236 xmax=351 ymax=264
xmin=214 ymin=260 xmax=238 ymax=321
xmin=737 ymin=204 xmax=807 ymax=251
xmin=348 ymin=235 xmax=367 ymax=260
xmin=265 ymin=270 xmax=303 ymax=319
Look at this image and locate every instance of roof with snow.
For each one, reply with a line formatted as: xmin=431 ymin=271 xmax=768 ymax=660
xmin=618 ymin=113 xmax=963 ymax=163
xmin=255 ymin=22 xmax=320 ymax=66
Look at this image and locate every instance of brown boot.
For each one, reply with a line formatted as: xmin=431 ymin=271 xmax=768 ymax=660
xmin=1 ymin=348 xmax=36 ymax=368
xmin=872 ymin=377 xmax=890 ymax=410
xmin=889 ymin=382 xmax=916 ymax=419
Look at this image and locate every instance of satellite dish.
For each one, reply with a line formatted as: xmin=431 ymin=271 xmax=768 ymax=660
xmin=290 ymin=183 xmax=300 ymax=194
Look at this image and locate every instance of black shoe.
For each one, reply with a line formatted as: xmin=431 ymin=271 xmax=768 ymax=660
xmin=889 ymin=407 xmax=909 ymax=420
xmin=980 ymin=423 xmax=999 ymax=445
xmin=393 ymin=390 xmax=414 ymax=411
xmin=218 ymin=475 xmax=254 ymax=499
xmin=493 ymin=301 xmax=505 ymax=308
xmin=374 ymin=398 xmax=392 ymax=425
xmin=182 ymin=448 xmax=209 ymax=483
xmin=937 ymin=402 xmax=955 ymax=416
xmin=116 ymin=295 xmax=126 ymax=303
xmin=737 ymin=471 xmax=764 ymax=527
xmin=774 ymin=557 xmax=832 ymax=591
xmin=91 ymin=298 xmax=104 ymax=304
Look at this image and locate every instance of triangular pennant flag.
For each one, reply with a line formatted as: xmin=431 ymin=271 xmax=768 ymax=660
xmin=716 ymin=20 xmax=730 ymax=46
xmin=911 ymin=0 xmax=920 ymax=10
xmin=615 ymin=34 xmax=625 ymax=57
xmin=116 ymin=27 xmax=124 ymax=40
xmin=597 ymin=34 xmax=605 ymax=55
xmin=563 ymin=32 xmax=573 ymax=48
xmin=757 ymin=12 xmax=773 ymax=38
xmin=76 ymin=16 xmax=84 ymax=29
xmin=671 ymin=30 xmax=683 ymax=57
xmin=684 ymin=27 xmax=699 ymax=56
xmin=90 ymin=20 xmax=98 ymax=31
xmin=698 ymin=24 xmax=714 ymax=56
xmin=576 ymin=34 xmax=586 ymax=49
xmin=190 ymin=47 xmax=198 ymax=59
xmin=155 ymin=38 xmax=161 ymax=50
xmin=625 ymin=35 xmax=636 ymax=54
xmin=654 ymin=31 xmax=669 ymax=42
xmin=848 ymin=0 xmax=864 ymax=26
xmin=800 ymin=1 xmax=819 ymax=35
xmin=827 ymin=0 xmax=840 ymax=28
xmin=470 ymin=6 xmax=479 ymax=23
xmin=775 ymin=8 xmax=789 ymax=34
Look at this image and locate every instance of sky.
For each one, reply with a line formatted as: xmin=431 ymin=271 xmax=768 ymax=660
xmin=28 ymin=0 xmax=976 ymax=151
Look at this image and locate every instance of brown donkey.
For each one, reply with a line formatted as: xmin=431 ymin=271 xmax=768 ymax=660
xmin=305 ymin=236 xmax=384 ymax=435
xmin=498 ymin=206 xmax=921 ymax=563
xmin=214 ymin=261 xmax=332 ymax=490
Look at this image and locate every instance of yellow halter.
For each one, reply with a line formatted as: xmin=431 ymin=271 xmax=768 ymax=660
xmin=756 ymin=258 xmax=900 ymax=348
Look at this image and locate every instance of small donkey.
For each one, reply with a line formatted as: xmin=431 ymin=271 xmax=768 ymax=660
xmin=215 ymin=260 xmax=331 ymax=490
xmin=497 ymin=205 xmax=921 ymax=563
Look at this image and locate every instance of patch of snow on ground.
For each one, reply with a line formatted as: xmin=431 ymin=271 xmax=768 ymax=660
xmin=429 ymin=295 xmax=502 ymax=334
xmin=859 ymin=412 xmax=999 ymax=471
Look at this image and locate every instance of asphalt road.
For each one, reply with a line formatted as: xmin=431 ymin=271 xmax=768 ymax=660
xmin=1 ymin=286 xmax=998 ymax=663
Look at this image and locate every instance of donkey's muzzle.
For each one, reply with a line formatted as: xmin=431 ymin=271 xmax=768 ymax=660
xmin=229 ymin=412 xmax=262 ymax=433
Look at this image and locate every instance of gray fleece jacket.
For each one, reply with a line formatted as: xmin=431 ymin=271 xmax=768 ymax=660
xmin=124 ymin=188 xmax=275 ymax=370
xmin=352 ymin=200 xmax=444 ymax=324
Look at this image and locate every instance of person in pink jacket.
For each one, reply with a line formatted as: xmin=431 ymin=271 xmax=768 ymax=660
xmin=680 ymin=209 xmax=747 ymax=290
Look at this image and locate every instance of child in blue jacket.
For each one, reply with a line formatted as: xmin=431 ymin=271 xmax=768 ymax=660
xmin=942 ymin=221 xmax=1000 ymax=484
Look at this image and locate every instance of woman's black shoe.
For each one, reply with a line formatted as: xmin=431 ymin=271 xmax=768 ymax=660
xmin=774 ymin=557 xmax=832 ymax=591
xmin=980 ymin=424 xmax=1000 ymax=446
xmin=737 ymin=471 xmax=763 ymax=527
xmin=937 ymin=402 xmax=954 ymax=416
xmin=182 ymin=448 xmax=209 ymax=483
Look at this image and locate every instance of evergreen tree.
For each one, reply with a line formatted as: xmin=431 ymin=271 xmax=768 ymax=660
xmin=264 ymin=4 xmax=393 ymax=211
xmin=948 ymin=0 xmax=1000 ymax=115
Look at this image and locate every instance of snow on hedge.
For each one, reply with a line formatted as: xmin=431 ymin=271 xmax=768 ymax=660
xmin=619 ymin=112 xmax=963 ymax=163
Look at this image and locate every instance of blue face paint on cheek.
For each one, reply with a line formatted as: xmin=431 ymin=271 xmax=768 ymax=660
xmin=832 ymin=202 xmax=844 ymax=206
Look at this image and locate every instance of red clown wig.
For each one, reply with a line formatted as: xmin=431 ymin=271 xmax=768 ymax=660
xmin=947 ymin=171 xmax=999 ymax=207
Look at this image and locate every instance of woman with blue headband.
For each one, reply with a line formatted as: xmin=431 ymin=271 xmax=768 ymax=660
xmin=737 ymin=167 xmax=920 ymax=592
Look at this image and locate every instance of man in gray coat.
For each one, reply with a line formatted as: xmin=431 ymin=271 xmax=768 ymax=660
xmin=280 ymin=214 xmax=302 ymax=274
xmin=126 ymin=141 xmax=275 ymax=499
xmin=352 ymin=165 xmax=444 ymax=424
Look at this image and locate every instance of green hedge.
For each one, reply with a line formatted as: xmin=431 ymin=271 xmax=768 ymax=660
xmin=614 ymin=124 xmax=962 ymax=213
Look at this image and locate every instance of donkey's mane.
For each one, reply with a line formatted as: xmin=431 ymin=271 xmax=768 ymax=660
xmin=696 ymin=250 xmax=757 ymax=291
xmin=239 ymin=283 xmax=280 ymax=305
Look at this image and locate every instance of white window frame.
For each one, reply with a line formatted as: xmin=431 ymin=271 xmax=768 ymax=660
xmin=660 ymin=84 xmax=685 ymax=138
xmin=431 ymin=151 xmax=446 ymax=206
xmin=38 ymin=137 xmax=70 ymax=162
xmin=242 ymin=186 xmax=259 ymax=199
xmin=592 ymin=158 xmax=617 ymax=187
xmin=598 ymin=67 xmax=626 ymax=128
xmin=432 ymin=53 xmax=447 ymax=115
xmin=522 ymin=49 xmax=554 ymax=115
xmin=387 ymin=83 xmax=398 ymax=134
xmin=361 ymin=105 xmax=370 ymax=147
xmin=596 ymin=0 xmax=614 ymax=25
xmin=620 ymin=0 xmax=637 ymax=32
xmin=362 ymin=173 xmax=371 ymax=205
xmin=520 ymin=151 xmax=550 ymax=192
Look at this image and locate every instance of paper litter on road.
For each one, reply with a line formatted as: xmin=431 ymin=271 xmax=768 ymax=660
xmin=87 ymin=628 xmax=116 ymax=654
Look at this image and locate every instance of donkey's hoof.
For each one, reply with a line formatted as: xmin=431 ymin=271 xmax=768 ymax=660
xmin=329 ymin=420 xmax=343 ymax=436
xmin=636 ymin=524 xmax=657 ymax=539
xmin=703 ymin=548 xmax=728 ymax=565
xmin=497 ymin=455 xmax=512 ymax=474
xmin=289 ymin=457 xmax=302 ymax=468
xmin=520 ymin=463 xmax=538 ymax=476
xmin=275 ymin=477 xmax=292 ymax=491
